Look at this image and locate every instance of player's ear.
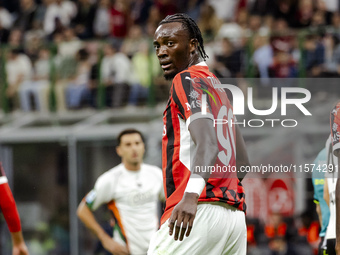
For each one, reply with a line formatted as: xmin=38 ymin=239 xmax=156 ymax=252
xmin=116 ymin=146 xmax=122 ymax=157
xmin=189 ymin=38 xmax=198 ymax=55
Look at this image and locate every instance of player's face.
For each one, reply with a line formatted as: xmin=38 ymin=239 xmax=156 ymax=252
xmin=117 ymin=133 xmax=145 ymax=165
xmin=153 ymin=22 xmax=196 ymax=80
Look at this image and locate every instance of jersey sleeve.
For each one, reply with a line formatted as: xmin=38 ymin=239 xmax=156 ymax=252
xmin=330 ymin=102 xmax=340 ymax=153
xmin=0 ymin=163 xmax=21 ymax=232
xmin=172 ymin=72 xmax=214 ymax=129
xmin=85 ymin=172 xmax=116 ymax=211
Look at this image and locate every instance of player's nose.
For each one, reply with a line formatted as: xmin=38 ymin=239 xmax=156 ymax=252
xmin=157 ymin=45 xmax=168 ymax=58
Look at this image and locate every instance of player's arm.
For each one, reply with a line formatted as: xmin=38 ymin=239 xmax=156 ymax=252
xmin=235 ymin=125 xmax=250 ymax=182
xmin=0 ymin=181 xmax=29 ymax=255
xmin=334 ymin=150 xmax=340 ymax=254
xmin=77 ymin=199 xmax=129 ymax=255
xmin=11 ymin=231 xmax=29 ymax=255
xmin=324 ymin=180 xmax=330 ymax=207
xmin=168 ymin=118 xmax=218 ymax=241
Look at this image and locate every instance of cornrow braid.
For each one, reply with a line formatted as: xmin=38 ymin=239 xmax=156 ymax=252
xmin=159 ymin=13 xmax=209 ymax=61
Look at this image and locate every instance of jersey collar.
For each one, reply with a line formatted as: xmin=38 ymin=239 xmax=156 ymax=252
xmin=195 ymin=61 xmax=207 ymax=66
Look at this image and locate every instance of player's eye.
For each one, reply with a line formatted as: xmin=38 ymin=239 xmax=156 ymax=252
xmin=153 ymin=44 xmax=159 ymax=50
xmin=167 ymin=41 xmax=174 ymax=47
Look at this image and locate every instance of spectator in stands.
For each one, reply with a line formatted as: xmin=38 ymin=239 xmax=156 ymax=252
xmin=121 ymin=25 xmax=148 ymax=58
xmin=34 ymin=0 xmax=53 ymax=31
xmin=252 ymin=32 xmax=273 ymax=85
xmin=250 ymin=0 xmax=276 ymax=17
xmin=43 ymin=0 xmax=77 ymax=36
xmin=314 ymin=0 xmax=333 ymax=26
xmin=213 ymin=38 xmax=244 ymax=78
xmin=13 ymin=0 xmax=37 ymax=32
xmin=197 ymin=3 xmax=222 ymax=43
xmin=208 ymin=0 xmax=239 ymax=22
xmin=154 ymin=0 xmax=178 ymax=19
xmin=269 ymin=237 xmax=298 ymax=255
xmin=7 ymin=29 xmax=23 ymax=48
xmin=294 ymin=0 xmax=315 ymax=28
xmin=248 ymin=14 xmax=264 ymax=33
xmin=322 ymin=33 xmax=340 ymax=76
xmin=331 ymin=12 xmax=340 ymax=33
xmin=24 ymin=30 xmax=45 ymax=62
xmin=270 ymin=18 xmax=294 ymax=54
xmin=297 ymin=211 xmax=320 ymax=254
xmin=93 ymin=0 xmax=111 ymax=39
xmin=58 ymin=27 xmax=83 ymax=58
xmin=146 ymin=5 xmax=161 ymax=29
xmin=18 ymin=48 xmax=50 ymax=113
xmin=109 ymin=0 xmax=129 ymax=50
xmin=0 ymin=3 xmax=13 ymax=29
xmin=0 ymin=3 xmax=12 ymax=43
xmin=130 ymin=0 xmax=153 ymax=25
xmin=130 ymin=41 xmax=152 ymax=106
xmin=302 ymin=34 xmax=325 ymax=77
xmin=72 ymin=0 xmax=96 ymax=39
xmin=272 ymin=0 xmax=297 ymax=28
xmin=100 ymin=43 xmax=132 ymax=108
xmin=186 ymin=0 xmax=203 ymax=22
xmin=269 ymin=50 xmax=298 ymax=79
xmin=65 ymin=48 xmax=91 ymax=109
xmin=5 ymin=48 xmax=33 ymax=111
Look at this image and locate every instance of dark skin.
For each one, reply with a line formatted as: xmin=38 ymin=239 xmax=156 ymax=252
xmin=154 ymin=22 xmax=250 ymax=241
xmin=153 ymin=22 xmax=200 ymax=80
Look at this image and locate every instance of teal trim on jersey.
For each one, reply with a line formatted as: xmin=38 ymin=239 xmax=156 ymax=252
xmin=85 ymin=189 xmax=97 ymax=210
xmin=312 ymin=148 xmax=330 ymax=237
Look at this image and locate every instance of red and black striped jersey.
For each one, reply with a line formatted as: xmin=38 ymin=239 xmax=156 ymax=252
xmin=161 ymin=62 xmax=246 ymax=225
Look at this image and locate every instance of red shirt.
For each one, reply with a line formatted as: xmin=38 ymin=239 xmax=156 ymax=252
xmin=161 ymin=62 xmax=246 ymax=225
xmin=110 ymin=7 xmax=128 ymax=38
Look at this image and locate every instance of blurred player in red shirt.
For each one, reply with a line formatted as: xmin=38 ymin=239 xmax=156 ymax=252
xmin=0 ymin=162 xmax=29 ymax=255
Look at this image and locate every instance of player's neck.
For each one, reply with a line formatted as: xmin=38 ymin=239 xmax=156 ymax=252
xmin=188 ymin=54 xmax=200 ymax=68
xmin=122 ymin=161 xmax=141 ymax=171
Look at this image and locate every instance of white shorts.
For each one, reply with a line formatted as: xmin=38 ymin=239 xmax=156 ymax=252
xmin=148 ymin=202 xmax=246 ymax=255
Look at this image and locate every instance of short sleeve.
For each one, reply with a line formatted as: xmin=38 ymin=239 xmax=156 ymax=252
xmin=172 ymin=72 xmax=214 ymax=129
xmin=85 ymin=172 xmax=116 ymax=211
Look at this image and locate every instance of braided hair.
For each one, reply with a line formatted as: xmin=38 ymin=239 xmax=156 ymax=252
xmin=158 ymin=13 xmax=209 ymax=61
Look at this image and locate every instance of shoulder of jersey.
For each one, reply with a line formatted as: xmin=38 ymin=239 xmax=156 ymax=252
xmin=142 ymin=163 xmax=162 ymax=176
xmin=97 ymin=164 xmax=124 ymax=182
xmin=173 ymin=65 xmax=209 ymax=82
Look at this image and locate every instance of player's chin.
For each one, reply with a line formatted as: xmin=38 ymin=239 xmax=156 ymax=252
xmin=163 ymin=69 xmax=176 ymax=80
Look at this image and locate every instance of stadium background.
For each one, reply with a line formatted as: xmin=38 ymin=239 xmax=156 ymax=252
xmin=0 ymin=0 xmax=339 ymax=254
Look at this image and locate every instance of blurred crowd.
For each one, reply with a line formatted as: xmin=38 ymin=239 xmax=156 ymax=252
xmin=2 ymin=0 xmax=340 ymax=112
xmin=247 ymin=212 xmax=321 ymax=255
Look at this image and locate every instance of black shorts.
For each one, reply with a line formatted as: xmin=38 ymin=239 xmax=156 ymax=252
xmin=326 ymin=238 xmax=336 ymax=255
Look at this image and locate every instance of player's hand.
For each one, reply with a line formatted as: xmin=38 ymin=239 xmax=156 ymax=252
xmin=100 ymin=233 xmax=129 ymax=255
xmin=12 ymin=242 xmax=29 ymax=255
xmin=168 ymin=192 xmax=198 ymax=241
xmin=335 ymin=241 xmax=340 ymax=255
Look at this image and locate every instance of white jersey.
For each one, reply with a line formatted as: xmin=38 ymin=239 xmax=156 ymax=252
xmin=326 ymin=136 xmax=337 ymax=240
xmin=85 ymin=163 xmax=164 ymax=255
